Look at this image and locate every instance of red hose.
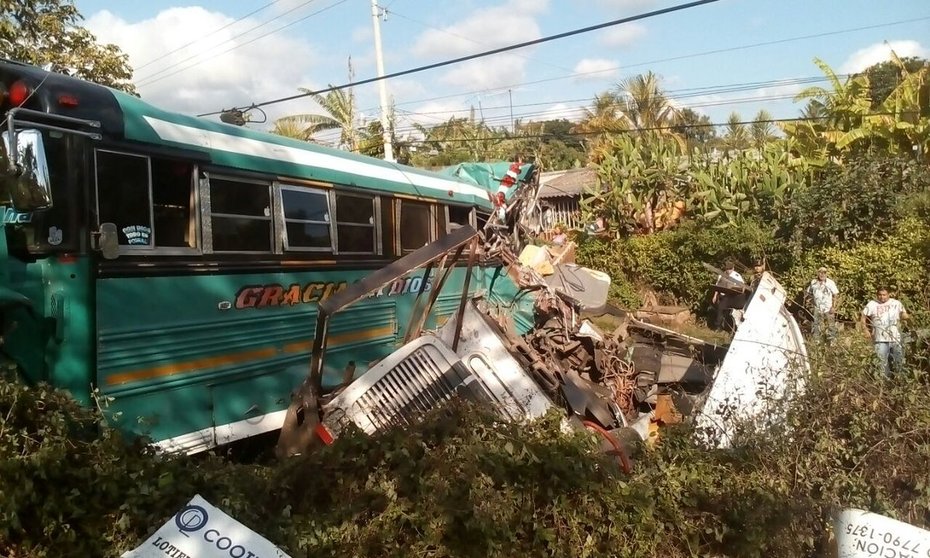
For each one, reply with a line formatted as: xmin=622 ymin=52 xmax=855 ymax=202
xmin=582 ymin=420 xmax=632 ymax=474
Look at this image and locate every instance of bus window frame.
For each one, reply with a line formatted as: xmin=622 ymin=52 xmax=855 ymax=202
xmin=274 ymin=181 xmax=335 ymax=253
xmin=332 ymin=190 xmax=381 ymax=256
xmin=92 ymin=148 xmax=204 ymax=256
xmin=445 ymin=204 xmax=476 ymax=234
xmin=203 ymin=173 xmax=275 ymax=255
xmin=94 ymin=148 xmax=156 ymax=254
xmin=395 ymin=198 xmax=437 ymax=255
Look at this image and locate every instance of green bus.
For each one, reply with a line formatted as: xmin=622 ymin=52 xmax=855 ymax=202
xmin=0 ymin=59 xmax=532 ymax=453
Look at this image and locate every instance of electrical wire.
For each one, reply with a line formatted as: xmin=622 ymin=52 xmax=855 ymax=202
xmin=196 ymin=0 xmax=722 ymax=116
xmin=136 ymin=0 xmax=340 ymax=87
xmin=134 ymin=0 xmax=282 ymax=72
xmin=382 ymin=111 xmax=918 ymax=145
xmin=351 ymin=16 xmax=928 ymax=117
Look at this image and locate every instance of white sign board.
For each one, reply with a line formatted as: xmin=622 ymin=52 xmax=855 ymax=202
xmin=834 ymin=508 xmax=930 ymax=558
xmin=121 ymin=494 xmax=291 ymax=558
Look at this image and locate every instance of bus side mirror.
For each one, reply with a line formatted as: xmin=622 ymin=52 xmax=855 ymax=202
xmin=95 ymin=222 xmax=120 ymax=260
xmin=1 ymin=129 xmax=52 ymax=212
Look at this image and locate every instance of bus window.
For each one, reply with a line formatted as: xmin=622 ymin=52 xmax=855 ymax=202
xmin=208 ymin=177 xmax=272 ymax=253
xmin=151 ymin=159 xmax=196 ymax=249
xmin=446 ymin=205 xmax=475 ymax=234
xmin=334 ymin=192 xmax=377 ymax=254
xmin=397 ymin=200 xmax=435 ymax=253
xmin=280 ymin=185 xmax=333 ymax=251
xmin=96 ymin=150 xmax=153 ymax=248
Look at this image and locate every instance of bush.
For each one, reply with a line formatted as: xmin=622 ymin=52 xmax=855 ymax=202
xmin=4 ymin=338 xmax=929 ymax=558
xmin=781 ymin=155 xmax=930 ymax=250
xmin=577 ymin=219 xmax=786 ymax=314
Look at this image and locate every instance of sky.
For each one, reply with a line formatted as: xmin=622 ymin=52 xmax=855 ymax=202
xmin=73 ymin=0 xmax=929 ymax=145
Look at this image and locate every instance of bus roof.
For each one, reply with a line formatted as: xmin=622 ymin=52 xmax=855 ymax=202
xmin=111 ymin=90 xmax=497 ymax=208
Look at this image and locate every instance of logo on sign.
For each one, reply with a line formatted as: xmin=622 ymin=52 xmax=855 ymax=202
xmin=175 ymin=504 xmax=209 ymax=537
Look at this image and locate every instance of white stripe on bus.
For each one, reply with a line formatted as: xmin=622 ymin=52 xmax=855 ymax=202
xmin=143 ymin=116 xmax=491 ymax=199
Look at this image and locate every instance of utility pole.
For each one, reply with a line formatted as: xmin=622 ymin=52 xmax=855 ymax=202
xmin=508 ymin=89 xmax=514 ymax=134
xmin=370 ymin=0 xmax=394 ymax=162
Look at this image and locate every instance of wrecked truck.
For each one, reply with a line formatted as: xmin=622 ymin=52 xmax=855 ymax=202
xmin=276 ymin=225 xmax=809 ymax=463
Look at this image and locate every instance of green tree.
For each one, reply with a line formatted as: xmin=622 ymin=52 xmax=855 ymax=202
xmin=270 ymin=118 xmax=310 ymax=141
xmin=723 ymin=112 xmax=749 ymax=151
xmin=673 ymin=107 xmax=716 ymax=150
xmin=860 ymin=56 xmax=929 ymax=108
xmin=750 ymin=109 xmax=777 ymax=148
xmin=573 ymin=91 xmax=627 ymax=161
xmin=277 ymin=86 xmax=360 ymax=150
xmin=615 ymin=71 xmax=679 ymax=131
xmin=536 ymin=118 xmax=585 ymax=150
xmin=0 ymin=0 xmax=135 ymax=93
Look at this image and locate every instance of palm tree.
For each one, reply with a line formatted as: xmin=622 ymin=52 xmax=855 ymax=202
xmin=573 ymin=91 xmax=627 ymax=160
xmin=793 ymin=57 xmax=871 ymax=132
xmin=750 ymin=109 xmax=777 ymax=148
xmin=723 ymin=112 xmax=750 ymax=151
xmin=277 ymin=58 xmax=362 ymax=151
xmin=276 ymin=86 xmax=360 ymax=151
xmin=270 ymin=118 xmax=312 ymax=141
xmin=615 ymin=71 xmax=685 ymax=149
xmin=615 ymin=71 xmax=678 ymax=130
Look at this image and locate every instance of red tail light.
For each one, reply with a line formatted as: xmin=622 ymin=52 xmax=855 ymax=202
xmin=58 ymin=93 xmax=79 ymax=107
xmin=9 ymin=80 xmax=31 ymax=106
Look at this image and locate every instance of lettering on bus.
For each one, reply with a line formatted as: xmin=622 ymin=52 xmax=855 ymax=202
xmin=233 ymin=276 xmax=433 ymax=310
xmin=1 ymin=206 xmax=33 ymax=224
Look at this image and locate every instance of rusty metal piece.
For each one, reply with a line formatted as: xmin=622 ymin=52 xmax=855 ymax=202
xmin=654 ymin=393 xmax=684 ymax=425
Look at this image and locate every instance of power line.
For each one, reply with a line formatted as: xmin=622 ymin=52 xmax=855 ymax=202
xmin=395 ymin=75 xmax=839 ymax=118
xmin=352 ymin=15 xmax=927 ymax=117
xmin=389 ymin=111 xmax=917 ymax=145
xmin=134 ymin=0 xmax=282 ymax=72
xmin=136 ymin=0 xmax=336 ymax=87
xmin=197 ymin=0 xmax=721 ymax=116
xmin=390 ymin=92 xmax=805 ymax=135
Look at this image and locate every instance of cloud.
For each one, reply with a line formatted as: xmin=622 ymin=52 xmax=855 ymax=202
xmin=406 ymin=0 xmax=549 ymax=97
xmin=840 ymin=40 xmax=929 ymax=74
xmin=588 ymin=0 xmax=657 ymax=14
xmin=534 ymin=102 xmax=587 ymax=123
xmin=599 ymin=22 xmax=646 ymax=48
xmin=680 ymin=82 xmax=807 ymax=114
xmin=435 ymin=53 xmax=532 ymax=91
xmin=572 ymin=58 xmax=620 ymax=81
xmin=409 ymin=4 xmax=544 ymax=59
xmin=351 ymin=25 xmax=372 ymax=44
xmin=85 ymin=7 xmax=323 ymax=125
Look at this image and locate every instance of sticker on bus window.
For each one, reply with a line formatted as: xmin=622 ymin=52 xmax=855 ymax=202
xmin=48 ymin=226 xmax=62 ymax=246
xmin=122 ymin=225 xmax=152 ymax=245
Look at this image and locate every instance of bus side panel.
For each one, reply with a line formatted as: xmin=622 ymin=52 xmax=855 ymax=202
xmin=95 ymin=268 xmax=401 ymax=444
xmin=2 ymin=255 xmax=95 ymax=404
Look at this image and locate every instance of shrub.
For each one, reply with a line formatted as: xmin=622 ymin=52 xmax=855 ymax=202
xmin=5 ymin=336 xmax=929 ymax=558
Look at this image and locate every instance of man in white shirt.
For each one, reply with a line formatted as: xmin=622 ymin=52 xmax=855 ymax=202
xmin=712 ymin=260 xmax=745 ymax=331
xmin=805 ymin=267 xmax=839 ymax=343
xmin=861 ymin=287 xmax=909 ymax=376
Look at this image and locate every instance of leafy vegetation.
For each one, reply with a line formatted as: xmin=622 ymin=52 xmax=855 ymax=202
xmin=0 ymin=0 xmax=135 ymax=93
xmin=3 ymin=338 xmax=929 ymax=557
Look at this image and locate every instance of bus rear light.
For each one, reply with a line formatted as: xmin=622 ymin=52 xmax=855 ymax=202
xmin=9 ymin=80 xmax=31 ymax=106
xmin=58 ymin=93 xmax=79 ymax=107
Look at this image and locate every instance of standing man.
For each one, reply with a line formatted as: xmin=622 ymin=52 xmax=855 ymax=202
xmin=805 ymin=266 xmax=840 ymax=343
xmin=861 ymin=287 xmax=909 ymax=376
xmin=712 ymin=260 xmax=745 ymax=331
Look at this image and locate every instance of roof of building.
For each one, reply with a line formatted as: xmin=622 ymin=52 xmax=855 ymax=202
xmin=538 ymin=167 xmax=598 ymax=199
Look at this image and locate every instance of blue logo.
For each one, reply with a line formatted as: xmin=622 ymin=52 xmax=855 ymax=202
xmin=1 ymin=206 xmax=32 ymax=224
xmin=175 ymin=504 xmax=209 ymax=537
